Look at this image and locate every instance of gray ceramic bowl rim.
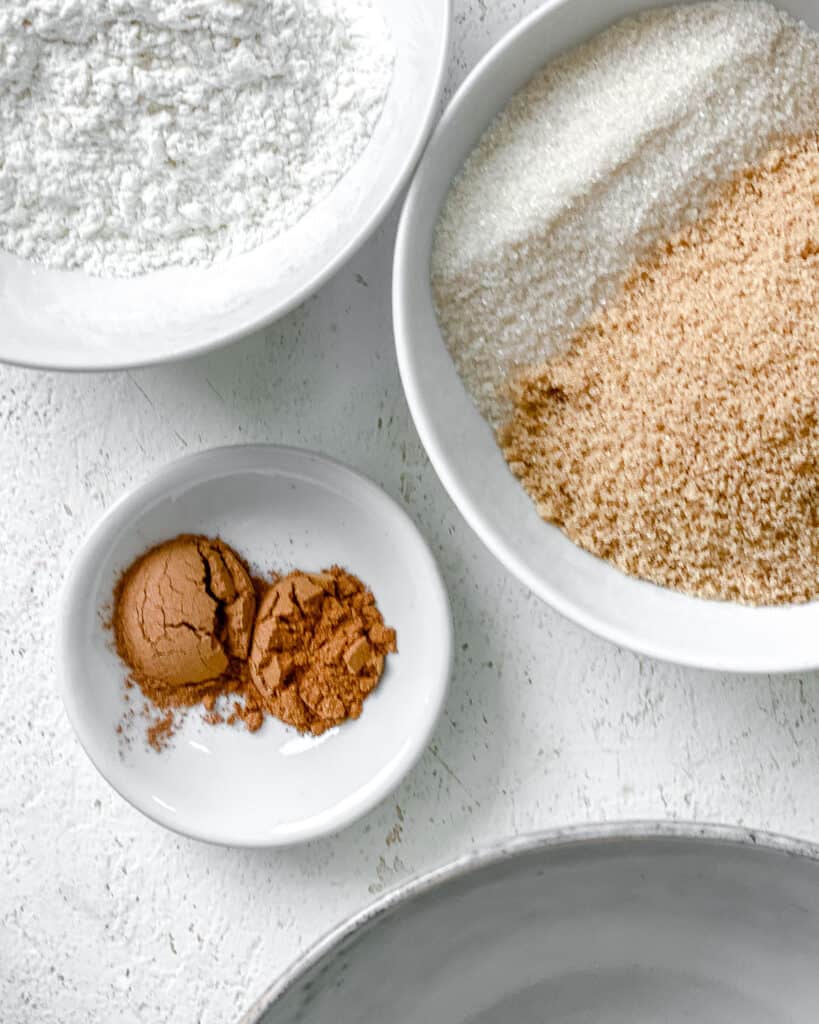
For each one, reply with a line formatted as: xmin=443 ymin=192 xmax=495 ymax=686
xmin=240 ymin=821 xmax=819 ymax=1022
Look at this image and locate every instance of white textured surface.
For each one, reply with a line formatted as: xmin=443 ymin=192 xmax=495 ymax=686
xmin=2 ymin=3 xmax=819 ymax=1021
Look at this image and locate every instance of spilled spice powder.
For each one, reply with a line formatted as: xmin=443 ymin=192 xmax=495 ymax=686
xmin=111 ymin=535 xmax=396 ymax=749
xmin=146 ymin=711 xmax=175 ymax=751
xmin=501 ymin=133 xmax=819 ymax=604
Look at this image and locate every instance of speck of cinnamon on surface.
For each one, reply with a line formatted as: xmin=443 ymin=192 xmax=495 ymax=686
xmin=501 ymin=132 xmax=819 ymax=605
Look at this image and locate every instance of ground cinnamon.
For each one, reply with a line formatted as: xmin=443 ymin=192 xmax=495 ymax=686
xmin=247 ymin=567 xmax=397 ymax=735
xmin=111 ymin=535 xmax=396 ymax=749
xmin=113 ymin=534 xmax=256 ymax=708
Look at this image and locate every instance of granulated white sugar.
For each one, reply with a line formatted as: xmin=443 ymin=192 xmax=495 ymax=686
xmin=431 ymin=0 xmax=819 ymax=428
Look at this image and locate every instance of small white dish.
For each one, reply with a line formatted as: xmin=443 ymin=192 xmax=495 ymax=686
xmin=58 ymin=445 xmax=452 ymax=846
xmin=1 ymin=0 xmax=451 ymax=370
xmin=393 ymin=0 xmax=819 ymax=673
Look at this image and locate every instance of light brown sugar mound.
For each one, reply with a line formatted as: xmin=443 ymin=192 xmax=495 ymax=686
xmin=501 ymin=133 xmax=819 ymax=605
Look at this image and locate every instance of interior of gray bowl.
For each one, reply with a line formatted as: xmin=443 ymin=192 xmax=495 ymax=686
xmin=247 ymin=829 xmax=819 ymax=1023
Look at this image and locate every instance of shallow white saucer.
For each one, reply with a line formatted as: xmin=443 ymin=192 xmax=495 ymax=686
xmin=58 ymin=445 xmax=452 ymax=847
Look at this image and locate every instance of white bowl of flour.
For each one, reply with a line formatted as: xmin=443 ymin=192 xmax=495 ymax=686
xmin=0 ymin=0 xmax=450 ymax=369
xmin=394 ymin=0 xmax=819 ymax=673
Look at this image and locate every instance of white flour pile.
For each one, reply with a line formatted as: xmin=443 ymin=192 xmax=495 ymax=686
xmin=432 ymin=0 xmax=819 ymax=428
xmin=0 ymin=0 xmax=394 ymax=277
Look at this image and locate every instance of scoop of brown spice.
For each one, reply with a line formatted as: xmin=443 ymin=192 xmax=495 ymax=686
xmin=112 ymin=536 xmax=397 ymax=749
xmin=113 ymin=534 xmax=256 ymax=697
xmin=248 ymin=567 xmax=397 ymax=735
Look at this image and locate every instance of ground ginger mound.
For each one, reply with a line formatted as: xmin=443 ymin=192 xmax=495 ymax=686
xmin=501 ymin=132 xmax=819 ymax=605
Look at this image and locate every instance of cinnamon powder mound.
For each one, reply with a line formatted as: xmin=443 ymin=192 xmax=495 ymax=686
xmin=248 ymin=568 xmax=397 ymax=735
xmin=113 ymin=534 xmax=256 ymax=709
xmin=111 ymin=536 xmax=396 ymax=748
xmin=501 ymin=133 xmax=819 ymax=605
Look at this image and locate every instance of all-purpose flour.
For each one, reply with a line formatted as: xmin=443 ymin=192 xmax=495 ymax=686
xmin=0 ymin=0 xmax=394 ymax=276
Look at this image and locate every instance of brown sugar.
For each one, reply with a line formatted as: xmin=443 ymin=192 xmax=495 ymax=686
xmin=248 ymin=567 xmax=397 ymax=735
xmin=501 ymin=133 xmax=819 ymax=605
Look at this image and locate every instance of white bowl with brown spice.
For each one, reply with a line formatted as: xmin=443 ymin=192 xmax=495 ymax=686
xmin=58 ymin=446 xmax=452 ymax=846
xmin=394 ymin=0 xmax=819 ymax=672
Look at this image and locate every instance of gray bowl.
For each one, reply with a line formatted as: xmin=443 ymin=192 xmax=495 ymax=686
xmin=243 ymin=824 xmax=819 ymax=1023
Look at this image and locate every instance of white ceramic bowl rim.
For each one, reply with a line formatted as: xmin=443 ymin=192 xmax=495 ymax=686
xmin=241 ymin=820 xmax=819 ymax=1022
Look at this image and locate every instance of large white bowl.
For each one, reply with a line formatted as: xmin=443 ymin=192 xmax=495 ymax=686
xmin=243 ymin=823 xmax=819 ymax=1023
xmin=1 ymin=1 xmax=451 ymax=371
xmin=393 ymin=0 xmax=819 ymax=673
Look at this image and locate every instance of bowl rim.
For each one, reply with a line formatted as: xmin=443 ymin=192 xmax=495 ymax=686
xmin=392 ymin=0 xmax=819 ymax=674
xmin=240 ymin=820 xmax=819 ymax=1022
xmin=57 ymin=443 xmax=454 ymax=846
xmin=7 ymin=1 xmax=453 ymax=373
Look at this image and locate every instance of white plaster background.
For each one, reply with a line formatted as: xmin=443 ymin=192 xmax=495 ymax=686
xmin=2 ymin=2 xmax=819 ymax=1021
